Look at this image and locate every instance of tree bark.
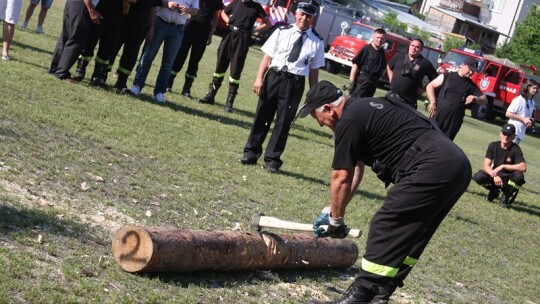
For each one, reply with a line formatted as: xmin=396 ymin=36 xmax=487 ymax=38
xmin=112 ymin=226 xmax=359 ymax=273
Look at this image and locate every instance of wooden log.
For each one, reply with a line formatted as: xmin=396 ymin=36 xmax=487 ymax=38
xmin=112 ymin=226 xmax=359 ymax=273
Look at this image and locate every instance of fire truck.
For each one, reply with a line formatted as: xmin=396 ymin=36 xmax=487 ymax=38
xmin=438 ymin=47 xmax=539 ymax=122
xmin=324 ymin=22 xmax=445 ymax=78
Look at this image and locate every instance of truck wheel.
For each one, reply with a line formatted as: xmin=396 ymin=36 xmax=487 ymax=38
xmin=325 ymin=60 xmax=341 ymax=74
xmin=471 ymin=103 xmax=495 ymax=122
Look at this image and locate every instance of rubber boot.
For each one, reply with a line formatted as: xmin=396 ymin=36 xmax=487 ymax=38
xmin=308 ymin=280 xmax=375 ymax=304
xmin=224 ymin=83 xmax=239 ymax=112
xmin=199 ymin=77 xmax=222 ymax=105
xmin=181 ymin=76 xmax=195 ymax=98
xmin=114 ymin=72 xmax=129 ymax=93
xmin=90 ymin=61 xmax=108 ymax=88
xmin=166 ymin=73 xmax=176 ymax=93
xmin=73 ymin=58 xmax=89 ymax=81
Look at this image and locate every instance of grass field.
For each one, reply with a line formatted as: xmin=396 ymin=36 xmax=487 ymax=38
xmin=1 ymin=2 xmax=540 ymax=303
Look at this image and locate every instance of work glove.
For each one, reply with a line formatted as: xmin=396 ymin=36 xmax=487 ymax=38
xmin=342 ymin=82 xmax=355 ymax=93
xmin=325 ymin=224 xmax=348 ymax=239
xmin=313 ymin=206 xmax=330 ymax=238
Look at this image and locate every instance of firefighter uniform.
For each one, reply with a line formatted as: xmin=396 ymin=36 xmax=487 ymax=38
xmin=167 ymin=0 xmax=224 ymax=97
xmin=73 ymin=0 xmax=124 ymax=85
xmin=431 ymin=71 xmax=482 ymax=140
xmin=242 ymin=21 xmax=325 ymax=172
xmin=199 ymin=0 xmax=267 ymax=112
xmin=109 ymin=0 xmax=162 ymax=91
xmin=297 ymin=82 xmax=472 ymax=302
xmin=386 ymin=52 xmax=438 ymax=109
xmin=350 ymin=44 xmax=386 ymax=98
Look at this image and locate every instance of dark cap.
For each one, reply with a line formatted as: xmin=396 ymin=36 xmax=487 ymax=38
xmin=463 ymin=57 xmax=479 ymax=72
xmin=501 ymin=123 xmax=516 ymax=135
xmin=296 ymin=80 xmax=344 ymax=119
xmin=297 ymin=0 xmax=319 ymax=16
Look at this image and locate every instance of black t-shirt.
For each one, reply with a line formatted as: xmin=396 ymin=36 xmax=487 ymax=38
xmin=485 ymin=141 xmax=525 ymax=170
xmin=130 ymin=0 xmax=162 ymax=16
xmin=438 ymin=72 xmax=482 ymax=104
xmin=351 ymin=44 xmax=386 ymax=78
xmin=224 ymin=0 xmax=267 ymax=31
xmin=388 ymin=52 xmax=438 ymax=103
xmin=192 ymin=0 xmax=224 ymax=24
xmin=332 ymin=98 xmax=432 ymax=173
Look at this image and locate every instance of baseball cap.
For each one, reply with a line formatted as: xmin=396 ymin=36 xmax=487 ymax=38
xmin=297 ymin=0 xmax=319 ymax=16
xmin=296 ymin=80 xmax=344 ymax=119
xmin=501 ymin=123 xmax=516 ymax=135
xmin=463 ymin=57 xmax=479 ymax=72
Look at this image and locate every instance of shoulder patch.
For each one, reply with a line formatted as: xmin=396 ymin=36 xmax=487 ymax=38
xmin=312 ymin=28 xmax=323 ymax=40
xmin=279 ymin=24 xmax=293 ymax=30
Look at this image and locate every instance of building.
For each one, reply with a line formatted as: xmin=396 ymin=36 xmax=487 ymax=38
xmin=417 ymin=0 xmax=540 ymax=53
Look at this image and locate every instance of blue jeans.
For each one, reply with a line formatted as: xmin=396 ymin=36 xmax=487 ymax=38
xmin=133 ymin=18 xmax=185 ymax=95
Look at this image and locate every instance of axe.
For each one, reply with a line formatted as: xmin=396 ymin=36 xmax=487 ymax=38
xmin=251 ymin=213 xmax=362 ymax=238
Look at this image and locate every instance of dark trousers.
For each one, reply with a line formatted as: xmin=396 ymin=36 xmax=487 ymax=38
xmin=351 ymin=74 xmax=378 ymax=98
xmin=215 ymin=30 xmax=251 ymax=81
xmin=243 ymin=69 xmax=305 ymax=169
xmin=357 ymin=131 xmax=471 ymax=288
xmin=49 ymin=0 xmax=91 ymax=79
xmin=80 ymin=1 xmax=123 ymax=66
xmin=431 ymin=100 xmax=465 ymax=141
xmin=171 ymin=21 xmax=212 ymax=78
xmin=473 ymin=170 xmax=525 ymax=190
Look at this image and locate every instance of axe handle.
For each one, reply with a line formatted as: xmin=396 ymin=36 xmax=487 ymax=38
xmin=258 ymin=215 xmax=361 ymax=238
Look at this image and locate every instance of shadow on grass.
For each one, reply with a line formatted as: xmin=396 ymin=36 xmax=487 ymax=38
xmin=139 ymin=266 xmax=360 ymax=289
xmin=0 ymin=203 xmax=106 ymax=246
xmin=466 ymin=188 xmax=540 ymax=217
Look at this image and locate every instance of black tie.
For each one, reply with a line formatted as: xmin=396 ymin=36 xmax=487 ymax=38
xmin=288 ymin=32 xmax=306 ymax=62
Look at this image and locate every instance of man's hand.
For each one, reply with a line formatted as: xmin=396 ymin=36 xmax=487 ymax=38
xmin=89 ymin=8 xmax=102 ymax=25
xmin=342 ymin=82 xmax=355 ymax=93
xmin=493 ymin=175 xmax=503 ymax=187
xmin=253 ymin=78 xmax=264 ymax=96
xmin=313 ymin=207 xmax=330 ymax=238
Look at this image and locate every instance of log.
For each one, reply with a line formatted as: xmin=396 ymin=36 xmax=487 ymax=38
xmin=112 ymin=226 xmax=359 ymax=273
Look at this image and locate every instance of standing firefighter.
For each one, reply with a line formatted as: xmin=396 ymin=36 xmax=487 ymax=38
xmin=166 ymin=0 xmax=224 ymax=98
xmin=296 ymin=81 xmax=472 ymax=304
xmin=198 ymin=0 xmax=271 ymax=112
xmin=240 ymin=0 xmax=325 ymax=173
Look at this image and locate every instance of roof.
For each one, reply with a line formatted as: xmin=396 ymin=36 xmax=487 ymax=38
xmin=431 ymin=6 xmax=505 ymax=36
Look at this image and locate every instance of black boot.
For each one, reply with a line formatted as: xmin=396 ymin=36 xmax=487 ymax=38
xmin=199 ymin=77 xmax=222 ymax=105
xmin=308 ymin=282 xmax=375 ymax=304
xmin=73 ymin=57 xmax=89 ymax=81
xmin=486 ymin=186 xmax=500 ymax=202
xmin=114 ymin=72 xmax=129 ymax=93
xmin=368 ymin=282 xmax=399 ymax=304
xmin=166 ymin=73 xmax=176 ymax=93
xmin=224 ymin=83 xmax=239 ymax=112
xmin=499 ymin=183 xmax=519 ymax=208
xmin=90 ymin=60 xmax=108 ymax=88
xmin=181 ymin=76 xmax=195 ymax=98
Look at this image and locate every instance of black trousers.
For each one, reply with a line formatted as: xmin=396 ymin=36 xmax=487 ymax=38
xmin=171 ymin=20 xmax=212 ymax=78
xmin=243 ymin=69 xmax=305 ymax=169
xmin=49 ymin=0 xmax=91 ymax=79
xmin=473 ymin=170 xmax=525 ymax=189
xmin=110 ymin=11 xmax=151 ymax=76
xmin=80 ymin=0 xmax=123 ymax=64
xmin=351 ymin=74 xmax=378 ymax=98
xmin=356 ymin=130 xmax=471 ymax=287
xmin=215 ymin=29 xmax=251 ymax=81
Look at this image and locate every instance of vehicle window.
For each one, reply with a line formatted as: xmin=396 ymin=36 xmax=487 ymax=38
xmin=385 ymin=39 xmax=394 ymax=51
xmin=276 ymin=0 xmax=288 ymax=7
xmin=348 ymin=25 xmax=373 ymax=42
xmin=484 ymin=65 xmax=499 ymax=77
xmin=503 ymin=71 xmax=521 ymax=85
xmin=397 ymin=43 xmax=407 ymax=54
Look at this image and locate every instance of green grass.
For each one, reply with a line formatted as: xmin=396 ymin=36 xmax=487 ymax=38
xmin=1 ymin=2 xmax=540 ymax=303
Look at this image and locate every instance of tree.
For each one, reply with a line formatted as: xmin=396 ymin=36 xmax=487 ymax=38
xmin=495 ymin=6 xmax=540 ymax=70
xmin=381 ymin=11 xmax=407 ymax=34
xmin=442 ymin=36 xmax=465 ymax=52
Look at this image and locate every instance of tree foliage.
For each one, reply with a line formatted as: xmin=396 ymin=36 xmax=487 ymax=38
xmin=442 ymin=36 xmax=465 ymax=52
xmin=381 ymin=11 xmax=407 ymax=34
xmin=495 ymin=6 xmax=540 ymax=70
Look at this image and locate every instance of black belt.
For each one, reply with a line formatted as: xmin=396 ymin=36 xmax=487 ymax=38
xmin=229 ymin=25 xmax=250 ymax=34
xmin=386 ymin=91 xmax=416 ymax=109
xmin=158 ymin=17 xmax=183 ymax=27
xmin=269 ymin=67 xmax=304 ymax=81
xmin=359 ymin=70 xmax=380 ymax=80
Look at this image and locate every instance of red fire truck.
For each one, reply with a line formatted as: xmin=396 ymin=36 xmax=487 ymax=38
xmin=438 ymin=47 xmax=539 ymax=122
xmin=324 ymin=22 xmax=445 ymax=78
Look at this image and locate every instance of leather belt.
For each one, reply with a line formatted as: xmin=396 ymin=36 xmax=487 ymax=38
xmin=386 ymin=91 xmax=417 ymax=109
xmin=269 ymin=67 xmax=304 ymax=81
xmin=158 ymin=17 xmax=183 ymax=27
xmin=229 ymin=25 xmax=250 ymax=34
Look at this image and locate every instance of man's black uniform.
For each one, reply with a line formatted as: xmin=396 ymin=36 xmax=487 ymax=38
xmin=199 ymin=0 xmax=267 ymax=111
xmin=300 ymin=83 xmax=472 ymax=302
xmin=431 ymin=72 xmax=482 ymax=140
xmin=108 ymin=0 xmax=161 ymax=91
xmin=473 ymin=140 xmax=526 ymax=206
xmin=350 ymin=44 xmax=386 ymax=98
xmin=73 ymin=0 xmax=124 ymax=85
xmin=386 ymin=52 xmax=438 ymax=109
xmin=167 ymin=0 xmax=224 ymax=96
